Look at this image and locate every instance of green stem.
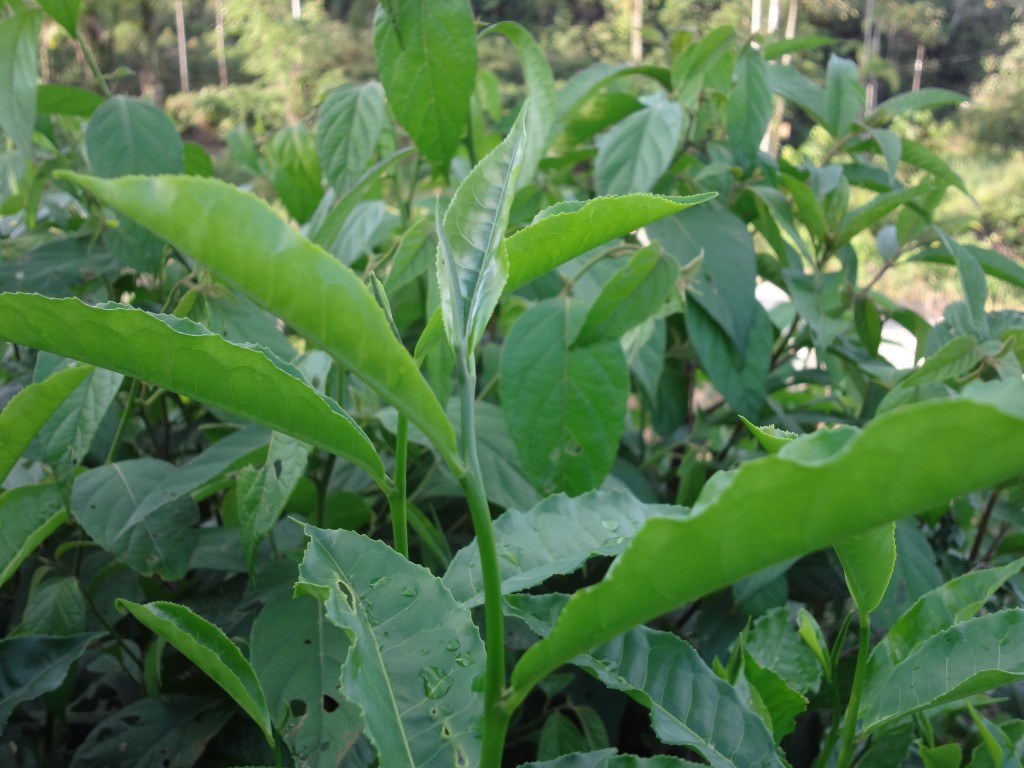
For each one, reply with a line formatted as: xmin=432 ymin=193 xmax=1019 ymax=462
xmin=105 ymin=378 xmax=140 ymax=464
xmin=454 ymin=352 xmax=508 ymax=767
xmin=78 ymin=36 xmax=112 ymax=97
xmin=390 ymin=414 xmax=410 ymax=558
xmin=836 ymin=610 xmax=872 ymax=768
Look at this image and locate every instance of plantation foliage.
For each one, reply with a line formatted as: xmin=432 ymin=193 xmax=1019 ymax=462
xmin=2 ymin=2 xmax=1024 ymax=767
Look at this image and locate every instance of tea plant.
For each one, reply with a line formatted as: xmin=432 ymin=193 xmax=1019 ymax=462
xmin=2 ymin=2 xmax=1024 ymax=767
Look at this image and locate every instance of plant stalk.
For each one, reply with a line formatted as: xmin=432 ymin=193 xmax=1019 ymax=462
xmin=390 ymin=414 xmax=410 ymax=558
xmin=454 ymin=351 xmax=509 ymax=766
xmin=836 ymin=609 xmax=872 ymax=768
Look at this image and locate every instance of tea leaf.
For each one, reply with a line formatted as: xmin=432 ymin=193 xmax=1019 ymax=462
xmin=0 ymin=10 xmax=42 ymax=157
xmin=595 ymin=96 xmax=683 ymax=195
xmin=116 ymin=600 xmax=273 ymax=744
xmin=0 ymin=484 xmax=67 ymax=589
xmin=297 ymin=525 xmax=486 ymax=768
xmin=511 ymin=381 xmax=1024 ymax=698
xmin=0 ymin=294 xmax=387 ymax=487
xmin=317 ymin=81 xmax=387 ymax=195
xmin=53 ymin=173 xmax=457 ymax=470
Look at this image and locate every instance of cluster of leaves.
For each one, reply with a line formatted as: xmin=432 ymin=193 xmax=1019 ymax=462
xmin=3 ymin=1 xmax=1024 ymax=767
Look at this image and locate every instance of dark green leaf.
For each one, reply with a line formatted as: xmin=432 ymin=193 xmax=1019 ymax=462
xmin=866 ymin=88 xmax=964 ymax=126
xmin=738 ymin=650 xmax=806 ymax=743
xmin=649 ymin=206 xmax=757 ymax=354
xmin=510 ymin=595 xmax=785 ymax=768
xmin=70 ymin=696 xmax=232 ymax=768
xmin=443 ymin=489 xmax=682 ymax=608
xmin=910 ymin=245 xmax=1024 ymax=293
xmin=745 ymin=607 xmax=822 ymax=695
xmin=727 ymin=45 xmax=771 ymax=170
xmin=297 ymin=525 xmax=486 ymax=768
xmin=35 ymin=366 xmax=122 ymax=473
xmin=238 ymin=433 xmax=310 ymax=569
xmin=117 ymin=600 xmax=272 ymax=743
xmin=838 ymin=186 xmax=920 ymax=246
xmin=500 ymin=298 xmax=629 ymax=495
xmin=521 ymin=749 xmax=703 ymax=768
xmin=0 ymin=632 xmax=101 ymax=729
xmin=768 ymin=63 xmax=826 ymax=124
xmin=374 ymin=0 xmax=476 ymax=173
xmin=16 ymin=573 xmax=87 ymax=636
xmin=183 ymin=141 xmax=213 ymax=177
xmin=250 ymin=592 xmax=370 ymax=768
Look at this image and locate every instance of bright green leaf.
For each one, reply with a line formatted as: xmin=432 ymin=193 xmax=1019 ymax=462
xmin=117 ymin=600 xmax=272 ymax=744
xmin=862 ymin=609 xmax=1024 ymax=732
xmin=575 ymin=245 xmax=678 ymax=347
xmin=297 ymin=525 xmax=486 ymax=768
xmin=437 ymin=107 xmax=526 ymax=355
xmin=0 ymin=10 xmax=42 ymax=157
xmin=739 ymin=650 xmax=807 ymax=743
xmin=36 ymin=84 xmax=103 ymax=117
xmin=506 ymin=192 xmax=714 ymax=292
xmin=511 ymin=380 xmax=1024 ymax=700
xmin=481 ymin=22 xmax=556 ymax=186
xmin=0 ymin=484 xmax=67 ymax=588
xmin=0 ymin=294 xmax=387 ymax=486
xmin=374 ymin=0 xmax=476 ymax=173
xmin=866 ymin=88 xmax=964 ymax=126
xmin=595 ymin=95 xmax=683 ymax=196
xmin=53 ymin=172 xmax=457 ymax=471
xmin=265 ymin=124 xmax=323 ymax=224
xmin=824 ymin=55 xmax=862 ymax=138
xmin=0 ymin=364 xmax=90 ymax=485
xmin=838 ymin=186 xmax=920 ymax=246
xmin=317 ymin=81 xmax=387 ymax=195
xmin=835 ymin=523 xmax=897 ymax=614
xmin=745 ymin=607 xmax=822 ymax=695
xmin=37 ymin=0 xmax=79 ymax=37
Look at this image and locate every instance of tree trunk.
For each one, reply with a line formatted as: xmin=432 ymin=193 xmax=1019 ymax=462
xmin=629 ymin=0 xmax=643 ymax=64
xmin=174 ymin=0 xmax=189 ymax=94
xmin=215 ymin=0 xmax=228 ymax=86
xmin=863 ymin=0 xmax=876 ymax=112
xmin=912 ymin=43 xmax=924 ymax=92
xmin=762 ymin=0 xmax=799 ymax=156
xmin=767 ymin=0 xmax=780 ymax=35
xmin=751 ymin=0 xmax=763 ymax=35
xmin=292 ymin=0 xmax=302 ymax=19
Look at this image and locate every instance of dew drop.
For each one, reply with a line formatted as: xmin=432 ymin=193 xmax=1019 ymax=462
xmin=445 ymin=639 xmax=460 ymax=652
xmin=420 ymin=666 xmax=453 ymax=699
xmin=601 ymin=519 xmax=620 ymax=532
xmin=369 ymin=575 xmax=390 ymax=589
xmin=454 ymin=651 xmax=476 ymax=667
xmin=401 ymin=585 xmax=417 ymax=598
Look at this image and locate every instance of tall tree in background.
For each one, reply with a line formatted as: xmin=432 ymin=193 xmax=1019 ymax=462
xmin=174 ymin=0 xmax=189 ymax=92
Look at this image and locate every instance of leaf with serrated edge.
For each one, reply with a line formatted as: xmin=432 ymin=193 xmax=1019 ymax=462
xmin=481 ymin=23 xmax=555 ymax=186
xmin=0 ymin=294 xmax=387 ymax=487
xmin=297 ymin=525 xmax=485 ymax=768
xmin=862 ymin=609 xmax=1024 ymax=732
xmin=0 ymin=364 xmax=90 ymax=484
xmin=438 ymin=108 xmax=526 ymax=354
xmin=505 ymin=192 xmax=715 ymax=292
xmin=509 ymin=594 xmax=784 ymax=768
xmin=443 ymin=489 xmax=682 ymax=608
xmin=116 ymin=600 xmax=272 ymax=744
xmin=0 ymin=632 xmax=102 ymax=729
xmin=0 ymin=484 xmax=67 ymax=588
xmin=52 ymin=172 xmax=457 ymax=470
xmin=510 ymin=380 xmax=1024 ymax=701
